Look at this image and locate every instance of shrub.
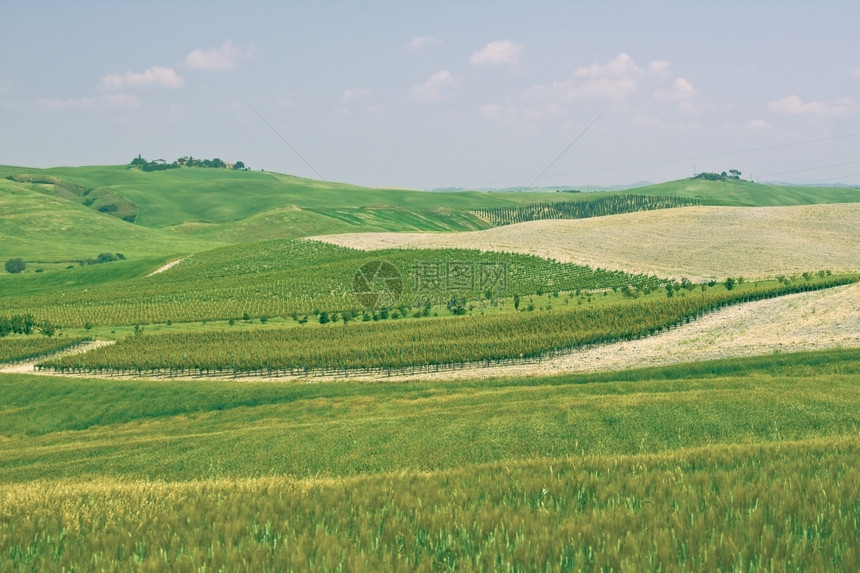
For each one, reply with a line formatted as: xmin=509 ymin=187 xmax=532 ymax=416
xmin=4 ymin=258 xmax=25 ymax=274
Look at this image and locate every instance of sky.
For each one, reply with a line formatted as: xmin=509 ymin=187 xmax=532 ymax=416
xmin=2 ymin=1 xmax=859 ymax=190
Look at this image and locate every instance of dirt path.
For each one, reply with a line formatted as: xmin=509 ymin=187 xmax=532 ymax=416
xmin=147 ymin=257 xmax=186 ymax=277
xmin=0 ymin=340 xmax=115 ymax=375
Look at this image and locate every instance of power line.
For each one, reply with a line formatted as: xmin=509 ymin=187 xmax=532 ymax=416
xmin=757 ymin=159 xmax=860 ymax=179
xmin=528 ymin=109 xmax=606 ymax=188
xmin=253 ymin=109 xmax=333 ymax=188
xmin=545 ymin=132 xmax=860 ymax=180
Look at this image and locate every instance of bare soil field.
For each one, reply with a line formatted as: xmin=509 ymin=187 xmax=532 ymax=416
xmin=313 ymin=204 xmax=860 ymax=282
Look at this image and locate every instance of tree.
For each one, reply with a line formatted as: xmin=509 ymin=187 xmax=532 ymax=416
xmin=5 ymin=258 xmax=25 ymax=274
xmin=234 ymin=161 xmax=245 ymax=170
xmin=724 ymin=277 xmax=736 ymax=291
xmin=729 ymin=169 xmax=742 ymax=180
xmin=41 ymin=321 xmax=56 ymax=337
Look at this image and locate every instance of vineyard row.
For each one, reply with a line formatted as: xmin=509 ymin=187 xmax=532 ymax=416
xmin=38 ymin=277 xmax=857 ymax=376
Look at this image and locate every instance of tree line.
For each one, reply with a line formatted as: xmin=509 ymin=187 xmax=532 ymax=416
xmin=129 ymin=155 xmax=247 ymax=171
xmin=471 ymin=194 xmax=700 ymax=227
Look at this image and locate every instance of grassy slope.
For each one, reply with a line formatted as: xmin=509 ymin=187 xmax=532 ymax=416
xmin=636 ymin=176 xmax=860 ymax=206
xmin=0 ymin=178 xmax=220 ymax=261
xmin=36 ymin=165 xmax=561 ymax=228
xmin=1 ymin=350 xmax=859 ymax=569
xmin=1 ymin=348 xmax=858 ymax=481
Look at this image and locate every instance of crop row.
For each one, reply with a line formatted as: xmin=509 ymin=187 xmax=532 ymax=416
xmin=39 ymin=276 xmax=856 ymax=375
xmin=471 ymin=194 xmax=700 ymax=226
xmin=3 ymin=240 xmax=664 ymax=327
xmin=0 ymin=336 xmax=90 ymax=364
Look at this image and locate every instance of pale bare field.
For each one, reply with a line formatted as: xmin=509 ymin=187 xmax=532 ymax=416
xmin=313 ymin=204 xmax=860 ymax=282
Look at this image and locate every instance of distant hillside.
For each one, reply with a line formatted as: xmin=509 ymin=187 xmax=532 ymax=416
xmin=2 ymin=163 xmax=859 ymax=263
xmin=635 ymin=177 xmax=860 ymax=206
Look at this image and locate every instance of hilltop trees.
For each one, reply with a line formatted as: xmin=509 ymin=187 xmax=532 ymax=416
xmin=130 ymin=156 xmax=248 ymax=170
xmin=694 ymin=170 xmax=742 ymax=182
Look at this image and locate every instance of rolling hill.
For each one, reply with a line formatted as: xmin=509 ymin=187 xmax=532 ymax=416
xmin=315 ymin=203 xmax=860 ymax=281
xmin=2 ymin=162 xmax=858 ymax=264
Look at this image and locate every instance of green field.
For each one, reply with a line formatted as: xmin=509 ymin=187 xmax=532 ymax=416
xmin=2 ymin=162 xmax=859 ymax=571
xmin=2 ymin=350 xmax=859 ymax=569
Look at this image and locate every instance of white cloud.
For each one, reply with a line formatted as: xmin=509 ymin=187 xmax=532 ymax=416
xmin=648 ymin=61 xmax=671 ymax=79
xmin=630 ymin=114 xmax=702 ymax=131
xmin=470 ymin=40 xmax=524 ymax=66
xmin=767 ymin=95 xmax=856 ymax=117
xmin=480 ymin=103 xmax=512 ymax=121
xmin=37 ymin=93 xmax=141 ymax=110
xmin=406 ymin=36 xmax=441 ymax=51
xmin=411 ymin=70 xmax=457 ymax=102
xmin=101 ymin=93 xmax=142 ymax=108
xmin=655 ymin=78 xmax=696 ymax=102
xmin=99 ymin=66 xmax=184 ymax=90
xmin=727 ymin=119 xmax=771 ymax=134
xmin=527 ymin=53 xmax=643 ymax=101
xmin=186 ymin=41 xmax=243 ymax=70
xmin=343 ymin=88 xmax=372 ymax=102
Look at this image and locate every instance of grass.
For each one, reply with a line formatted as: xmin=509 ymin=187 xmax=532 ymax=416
xmin=1 ymin=349 xmax=859 ymax=569
xmin=0 ymin=178 xmax=216 ymax=262
xmin=3 ymin=348 xmax=860 ymax=480
xmin=636 ymin=177 xmax=860 ymax=206
xmin=3 ymin=161 xmax=859 ymax=570
xmin=1 ymin=438 xmax=857 ymax=572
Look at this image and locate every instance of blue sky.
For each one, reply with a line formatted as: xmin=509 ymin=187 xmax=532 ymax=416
xmin=2 ymin=1 xmax=859 ymax=189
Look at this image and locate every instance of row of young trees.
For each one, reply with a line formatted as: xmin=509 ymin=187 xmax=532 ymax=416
xmin=471 ymin=194 xmax=700 ymax=227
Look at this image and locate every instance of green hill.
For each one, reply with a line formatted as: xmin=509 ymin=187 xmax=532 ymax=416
xmin=3 ymin=163 xmax=858 ymax=265
xmin=0 ymin=164 xmax=565 ymax=261
xmin=0 ymin=177 xmax=218 ymax=261
xmin=634 ymin=177 xmax=860 ymax=206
